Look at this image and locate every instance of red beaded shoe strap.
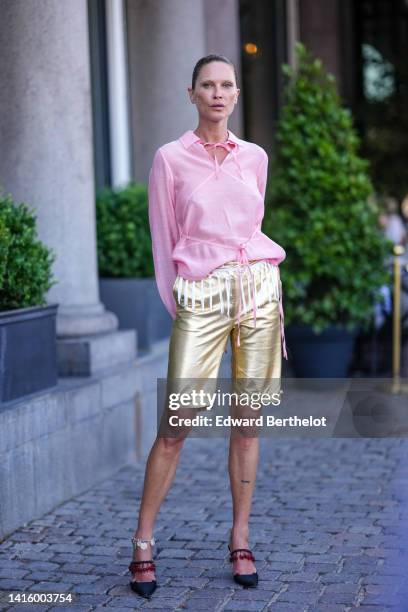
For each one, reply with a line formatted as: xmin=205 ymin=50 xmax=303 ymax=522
xmin=128 ymin=560 xmax=156 ymax=573
xmin=229 ymin=548 xmax=255 ymax=562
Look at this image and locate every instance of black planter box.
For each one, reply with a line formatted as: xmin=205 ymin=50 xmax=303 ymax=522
xmin=0 ymin=304 xmax=59 ymax=404
xmin=99 ymin=277 xmax=172 ymax=352
xmin=286 ymin=323 xmax=357 ymax=378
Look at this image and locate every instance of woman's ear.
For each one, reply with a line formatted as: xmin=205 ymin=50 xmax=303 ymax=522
xmin=187 ymin=87 xmax=195 ymax=104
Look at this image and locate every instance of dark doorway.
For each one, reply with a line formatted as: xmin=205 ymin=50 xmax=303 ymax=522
xmin=354 ymin=0 xmax=408 ymax=200
xmin=239 ymin=0 xmax=287 ymax=155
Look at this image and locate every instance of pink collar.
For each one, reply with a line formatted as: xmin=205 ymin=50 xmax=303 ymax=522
xmin=179 ymin=129 xmax=242 ymax=149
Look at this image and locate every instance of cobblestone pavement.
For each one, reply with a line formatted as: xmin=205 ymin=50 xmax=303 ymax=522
xmin=1 ymin=437 xmax=408 ymax=611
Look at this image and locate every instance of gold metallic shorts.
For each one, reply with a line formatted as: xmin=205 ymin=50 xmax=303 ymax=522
xmin=165 ymin=259 xmax=285 ymax=406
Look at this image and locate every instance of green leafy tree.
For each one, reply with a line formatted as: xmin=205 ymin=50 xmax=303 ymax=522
xmin=0 ymin=191 xmax=57 ymax=311
xmin=96 ymin=182 xmax=154 ymax=278
xmin=263 ymin=42 xmax=392 ymax=333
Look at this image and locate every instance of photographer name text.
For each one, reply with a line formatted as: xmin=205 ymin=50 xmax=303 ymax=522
xmin=168 ymin=415 xmax=327 ymax=428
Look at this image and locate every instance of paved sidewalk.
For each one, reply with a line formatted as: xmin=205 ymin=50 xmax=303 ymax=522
xmin=1 ymin=437 xmax=408 ymax=611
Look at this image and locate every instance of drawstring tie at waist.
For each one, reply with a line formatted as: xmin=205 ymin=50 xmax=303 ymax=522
xmin=175 ymin=230 xmax=288 ymax=360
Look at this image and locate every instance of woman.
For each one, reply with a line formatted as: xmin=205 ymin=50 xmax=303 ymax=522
xmin=128 ymin=54 xmax=287 ymax=599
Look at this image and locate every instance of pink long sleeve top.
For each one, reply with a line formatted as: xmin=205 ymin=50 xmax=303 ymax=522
xmin=148 ymin=128 xmax=287 ymax=355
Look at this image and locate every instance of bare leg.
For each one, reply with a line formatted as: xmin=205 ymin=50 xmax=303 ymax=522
xmin=228 ymin=434 xmax=259 ymax=575
xmin=131 ymin=435 xmax=186 ymax=582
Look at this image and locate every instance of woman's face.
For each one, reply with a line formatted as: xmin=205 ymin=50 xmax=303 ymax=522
xmin=188 ymin=61 xmax=239 ymax=123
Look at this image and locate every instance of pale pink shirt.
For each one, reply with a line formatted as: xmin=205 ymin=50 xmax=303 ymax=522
xmin=148 ymin=129 xmax=287 ymax=354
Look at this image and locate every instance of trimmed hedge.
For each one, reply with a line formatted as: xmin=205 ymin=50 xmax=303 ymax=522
xmin=96 ymin=182 xmax=153 ymax=278
xmin=0 ymin=191 xmax=56 ymax=311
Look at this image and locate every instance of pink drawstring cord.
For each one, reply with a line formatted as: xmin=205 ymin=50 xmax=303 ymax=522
xmin=231 ymin=146 xmax=244 ymax=180
xmin=277 ymin=268 xmax=288 ymax=360
xmin=235 ymin=243 xmax=257 ymax=347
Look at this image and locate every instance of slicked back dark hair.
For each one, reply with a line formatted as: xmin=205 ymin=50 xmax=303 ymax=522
xmin=192 ymin=54 xmax=238 ymax=90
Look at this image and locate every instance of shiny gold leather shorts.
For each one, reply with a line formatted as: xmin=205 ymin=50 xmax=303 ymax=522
xmin=164 ymin=259 xmax=284 ymax=408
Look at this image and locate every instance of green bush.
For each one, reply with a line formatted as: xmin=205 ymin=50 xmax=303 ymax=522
xmin=96 ymin=182 xmax=154 ymax=278
xmin=263 ymin=42 xmax=393 ymax=333
xmin=0 ymin=191 xmax=57 ymax=311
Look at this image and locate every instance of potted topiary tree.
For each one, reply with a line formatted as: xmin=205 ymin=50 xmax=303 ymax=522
xmin=263 ymin=43 xmax=392 ymax=377
xmin=96 ymin=182 xmax=172 ymax=352
xmin=0 ymin=191 xmax=58 ymax=403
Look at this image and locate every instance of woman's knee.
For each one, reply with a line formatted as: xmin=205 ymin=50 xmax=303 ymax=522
xmin=230 ymin=434 xmax=258 ymax=452
xmin=155 ymin=434 xmax=186 ymax=456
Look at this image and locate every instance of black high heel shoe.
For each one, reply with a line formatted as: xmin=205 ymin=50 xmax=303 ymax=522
xmin=228 ymin=532 xmax=258 ymax=588
xmin=128 ymin=536 xmax=157 ymax=599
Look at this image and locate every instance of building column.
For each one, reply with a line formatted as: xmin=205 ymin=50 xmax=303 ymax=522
xmin=0 ymin=0 xmax=117 ymax=338
xmin=286 ymin=0 xmax=300 ymax=69
xmin=105 ymin=0 xmax=132 ymax=187
xmin=126 ymin=0 xmax=207 ymax=182
xmin=298 ymin=0 xmax=343 ymax=89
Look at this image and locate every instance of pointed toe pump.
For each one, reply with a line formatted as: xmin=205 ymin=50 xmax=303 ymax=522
xmin=128 ymin=536 xmax=157 ymax=599
xmin=228 ymin=544 xmax=258 ymax=588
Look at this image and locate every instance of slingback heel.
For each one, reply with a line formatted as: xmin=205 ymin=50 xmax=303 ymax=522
xmin=128 ymin=536 xmax=157 ymax=599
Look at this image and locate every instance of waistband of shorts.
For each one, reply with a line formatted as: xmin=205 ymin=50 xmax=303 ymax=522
xmin=211 ymin=258 xmax=273 ymax=273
